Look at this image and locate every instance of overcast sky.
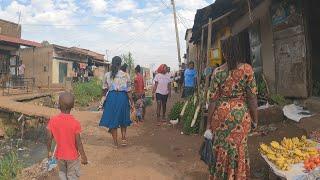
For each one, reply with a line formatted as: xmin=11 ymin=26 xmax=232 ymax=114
xmin=0 ymin=0 xmax=214 ymax=70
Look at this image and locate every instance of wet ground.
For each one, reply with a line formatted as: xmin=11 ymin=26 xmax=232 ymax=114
xmin=0 ymin=112 xmax=47 ymax=168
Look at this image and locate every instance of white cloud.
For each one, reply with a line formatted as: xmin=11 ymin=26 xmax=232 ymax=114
xmin=86 ymin=0 xmax=108 ymax=14
xmin=112 ymin=0 xmax=137 ymax=12
xmin=175 ymin=0 xmax=209 ymax=10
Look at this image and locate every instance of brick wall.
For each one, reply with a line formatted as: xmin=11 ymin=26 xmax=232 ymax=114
xmin=0 ymin=19 xmax=21 ymax=38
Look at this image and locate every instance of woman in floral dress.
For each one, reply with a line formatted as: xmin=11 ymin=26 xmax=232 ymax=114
xmin=207 ymin=33 xmax=258 ymax=180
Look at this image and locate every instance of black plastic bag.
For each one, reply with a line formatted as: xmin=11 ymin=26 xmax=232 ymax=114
xmin=199 ymin=138 xmax=215 ymax=166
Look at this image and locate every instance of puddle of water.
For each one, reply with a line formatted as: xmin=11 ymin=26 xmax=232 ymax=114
xmin=0 ymin=112 xmax=48 ymax=168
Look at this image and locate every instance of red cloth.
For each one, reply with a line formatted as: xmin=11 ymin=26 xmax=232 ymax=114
xmin=157 ymin=64 xmax=166 ymax=74
xmin=47 ymin=113 xmax=81 ymax=160
xmin=134 ymin=73 xmax=144 ymax=94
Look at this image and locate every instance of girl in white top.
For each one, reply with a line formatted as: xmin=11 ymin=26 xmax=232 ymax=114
xmin=152 ymin=64 xmax=171 ymax=124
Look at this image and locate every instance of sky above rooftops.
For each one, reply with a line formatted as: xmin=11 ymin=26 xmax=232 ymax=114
xmin=0 ymin=0 xmax=214 ymax=70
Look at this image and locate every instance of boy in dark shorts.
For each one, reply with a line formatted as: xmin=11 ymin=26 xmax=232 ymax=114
xmin=47 ymin=92 xmax=88 ymax=180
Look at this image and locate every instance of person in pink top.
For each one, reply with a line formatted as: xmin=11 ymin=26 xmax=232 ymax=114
xmin=152 ymin=64 xmax=171 ymax=125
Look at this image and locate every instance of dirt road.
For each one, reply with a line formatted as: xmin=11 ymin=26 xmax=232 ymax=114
xmin=79 ymin=94 xmax=208 ymax=180
xmin=5 ymin=92 xmax=306 ymax=180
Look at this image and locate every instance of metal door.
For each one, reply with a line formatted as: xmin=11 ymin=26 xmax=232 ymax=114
xmin=271 ymin=0 xmax=308 ymax=97
xmin=274 ymin=30 xmax=307 ymax=97
xmin=59 ymin=62 xmax=67 ymax=83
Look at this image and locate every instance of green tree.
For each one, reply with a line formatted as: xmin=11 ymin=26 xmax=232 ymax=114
xmin=121 ymin=52 xmax=135 ymax=79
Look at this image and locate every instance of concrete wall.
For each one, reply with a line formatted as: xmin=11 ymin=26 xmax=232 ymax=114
xmin=52 ymin=58 xmax=73 ymax=84
xmin=231 ymin=0 xmax=276 ymax=93
xmin=93 ymin=66 xmax=106 ymax=80
xmin=185 ymin=30 xmax=197 ymax=64
xmin=0 ymin=19 xmax=21 ymax=38
xmin=260 ymin=11 xmax=276 ymax=93
xmin=20 ymin=46 xmax=53 ymax=87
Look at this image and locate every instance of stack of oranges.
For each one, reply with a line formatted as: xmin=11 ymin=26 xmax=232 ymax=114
xmin=303 ymin=156 xmax=320 ymax=172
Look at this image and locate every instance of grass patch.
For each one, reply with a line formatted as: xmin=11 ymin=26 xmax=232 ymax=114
xmin=270 ymin=94 xmax=287 ymax=106
xmin=0 ymin=151 xmax=23 ymax=180
xmin=73 ymin=78 xmax=102 ymax=107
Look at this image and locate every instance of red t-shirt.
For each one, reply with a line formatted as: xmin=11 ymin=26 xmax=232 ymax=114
xmin=47 ymin=113 xmax=81 ymax=160
xmin=134 ymin=73 xmax=144 ymax=94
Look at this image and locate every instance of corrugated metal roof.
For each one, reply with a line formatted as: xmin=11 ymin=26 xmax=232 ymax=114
xmin=0 ymin=34 xmax=41 ymax=47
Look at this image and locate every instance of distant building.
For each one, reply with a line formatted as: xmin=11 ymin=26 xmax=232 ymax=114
xmin=20 ymin=44 xmax=109 ymax=88
xmin=0 ymin=19 xmax=40 ymax=85
xmin=184 ymin=29 xmax=197 ymax=65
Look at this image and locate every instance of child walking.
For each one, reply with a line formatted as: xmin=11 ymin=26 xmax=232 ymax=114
xmin=135 ymin=98 xmax=144 ymax=122
xmin=47 ymin=92 xmax=88 ymax=180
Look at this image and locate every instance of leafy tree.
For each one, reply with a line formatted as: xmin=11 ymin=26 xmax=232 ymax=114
xmin=121 ymin=52 xmax=135 ymax=79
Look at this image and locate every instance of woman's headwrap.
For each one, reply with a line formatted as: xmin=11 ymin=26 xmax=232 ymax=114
xmin=157 ymin=64 xmax=166 ymax=74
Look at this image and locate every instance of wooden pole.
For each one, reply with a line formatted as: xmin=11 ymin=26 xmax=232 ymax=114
xmin=205 ymin=18 xmax=213 ymax=98
xmin=198 ymin=28 xmax=205 ymax=97
xmin=171 ymin=0 xmax=182 ymax=66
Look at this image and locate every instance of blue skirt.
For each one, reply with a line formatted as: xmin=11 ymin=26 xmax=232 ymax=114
xmin=99 ymin=91 xmax=132 ymax=129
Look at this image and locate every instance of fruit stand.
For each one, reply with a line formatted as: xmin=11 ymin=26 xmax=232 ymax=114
xmin=260 ymin=136 xmax=320 ymax=179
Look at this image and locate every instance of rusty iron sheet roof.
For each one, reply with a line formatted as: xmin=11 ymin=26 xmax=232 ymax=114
xmin=0 ymin=34 xmax=41 ymax=47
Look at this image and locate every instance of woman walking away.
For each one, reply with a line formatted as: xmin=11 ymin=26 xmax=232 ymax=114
xmin=99 ymin=56 xmax=133 ymax=148
xmin=134 ymin=65 xmax=145 ymax=122
xmin=206 ymin=33 xmax=258 ymax=180
xmin=152 ymin=64 xmax=171 ymax=125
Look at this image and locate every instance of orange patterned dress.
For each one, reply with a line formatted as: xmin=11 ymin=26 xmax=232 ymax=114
xmin=208 ymin=63 xmax=257 ymax=180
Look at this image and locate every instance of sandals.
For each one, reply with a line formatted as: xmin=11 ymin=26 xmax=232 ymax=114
xmin=121 ymin=139 xmax=128 ymax=146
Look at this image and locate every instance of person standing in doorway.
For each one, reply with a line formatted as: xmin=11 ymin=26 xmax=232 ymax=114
xmin=18 ymin=60 xmax=25 ymax=87
xmin=152 ymin=64 xmax=171 ymax=125
xmin=99 ymin=56 xmax=133 ymax=148
xmin=182 ymin=61 xmax=197 ymax=98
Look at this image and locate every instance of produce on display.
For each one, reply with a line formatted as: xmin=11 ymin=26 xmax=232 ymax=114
xmin=168 ymin=102 xmax=184 ymax=120
xmin=303 ymin=156 xmax=320 ymax=172
xmin=182 ymin=96 xmax=200 ymax=135
xmin=180 ymin=100 xmax=189 ymax=117
xmin=260 ymin=136 xmax=319 ymax=171
xmin=191 ymin=105 xmax=201 ymax=127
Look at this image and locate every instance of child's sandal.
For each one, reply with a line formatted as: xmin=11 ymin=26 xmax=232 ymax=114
xmin=121 ymin=139 xmax=128 ymax=146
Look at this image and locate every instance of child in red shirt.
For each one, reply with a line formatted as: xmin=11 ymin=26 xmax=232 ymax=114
xmin=47 ymin=92 xmax=88 ymax=180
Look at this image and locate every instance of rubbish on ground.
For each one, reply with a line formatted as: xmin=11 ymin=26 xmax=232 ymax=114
xmin=248 ymin=124 xmax=277 ymax=137
xmin=283 ymin=104 xmax=313 ymax=122
xmin=257 ymin=102 xmax=272 ymax=110
xmin=47 ymin=158 xmax=57 ymax=172
xmin=18 ymin=147 xmax=26 ymax=151
xmin=18 ymin=114 xmax=24 ymax=122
